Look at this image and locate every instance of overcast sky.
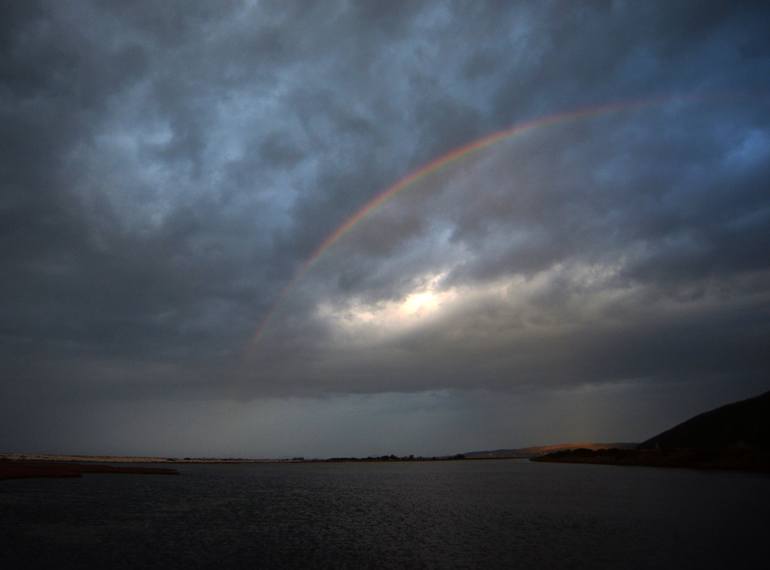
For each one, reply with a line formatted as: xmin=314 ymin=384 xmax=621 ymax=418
xmin=2 ymin=1 xmax=769 ymax=458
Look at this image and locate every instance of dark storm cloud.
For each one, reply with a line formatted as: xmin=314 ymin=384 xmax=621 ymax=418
xmin=1 ymin=1 xmax=769 ymax=454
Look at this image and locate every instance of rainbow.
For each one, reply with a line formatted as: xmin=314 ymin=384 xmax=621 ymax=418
xmin=249 ymin=97 xmax=667 ymax=346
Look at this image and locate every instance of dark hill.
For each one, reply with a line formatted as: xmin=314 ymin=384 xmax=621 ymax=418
xmin=534 ymin=390 xmax=770 ymax=472
xmin=639 ymin=390 xmax=770 ymax=452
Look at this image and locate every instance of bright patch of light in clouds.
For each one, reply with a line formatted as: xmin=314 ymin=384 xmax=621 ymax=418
xmin=317 ymin=271 xmax=459 ymax=342
xmin=317 ymin=261 xmax=631 ymax=346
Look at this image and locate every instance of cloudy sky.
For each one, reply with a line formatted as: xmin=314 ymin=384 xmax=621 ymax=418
xmin=2 ymin=1 xmax=769 ymax=458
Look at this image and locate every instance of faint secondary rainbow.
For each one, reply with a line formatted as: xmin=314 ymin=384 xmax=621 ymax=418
xmin=249 ymin=96 xmax=663 ymax=347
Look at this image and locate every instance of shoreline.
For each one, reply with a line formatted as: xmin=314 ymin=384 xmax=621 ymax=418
xmin=531 ymin=448 xmax=770 ymax=473
xmin=0 ymin=452 xmax=510 ymax=467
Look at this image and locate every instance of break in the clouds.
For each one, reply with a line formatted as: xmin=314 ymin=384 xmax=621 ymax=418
xmin=1 ymin=1 xmax=769 ymax=456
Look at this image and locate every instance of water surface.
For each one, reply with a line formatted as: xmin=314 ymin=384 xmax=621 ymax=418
xmin=2 ymin=460 xmax=768 ymax=568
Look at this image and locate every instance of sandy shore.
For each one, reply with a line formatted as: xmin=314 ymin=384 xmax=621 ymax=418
xmin=0 ymin=460 xmax=179 ymax=480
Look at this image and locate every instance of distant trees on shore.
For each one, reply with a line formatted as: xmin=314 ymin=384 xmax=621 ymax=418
xmin=324 ymin=454 xmax=466 ymax=462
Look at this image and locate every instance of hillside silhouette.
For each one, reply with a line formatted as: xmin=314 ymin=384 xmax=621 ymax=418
xmin=640 ymin=390 xmax=770 ymax=452
xmin=534 ymin=390 xmax=770 ymax=472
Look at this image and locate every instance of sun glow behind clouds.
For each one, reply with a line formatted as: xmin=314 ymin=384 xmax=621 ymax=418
xmin=316 ymin=261 xmax=637 ymax=346
xmin=317 ymin=271 xmax=461 ymax=341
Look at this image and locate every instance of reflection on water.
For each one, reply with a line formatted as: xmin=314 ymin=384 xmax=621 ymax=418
xmin=1 ymin=460 xmax=768 ymax=569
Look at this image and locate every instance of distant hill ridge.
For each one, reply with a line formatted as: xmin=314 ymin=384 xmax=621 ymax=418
xmin=464 ymin=442 xmax=637 ymax=459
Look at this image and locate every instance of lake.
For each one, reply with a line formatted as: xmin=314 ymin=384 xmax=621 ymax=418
xmin=1 ymin=459 xmax=768 ymax=569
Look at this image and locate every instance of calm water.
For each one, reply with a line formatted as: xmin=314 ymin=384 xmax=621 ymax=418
xmin=1 ymin=460 xmax=768 ymax=569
